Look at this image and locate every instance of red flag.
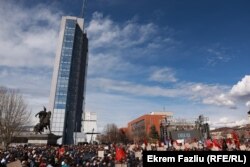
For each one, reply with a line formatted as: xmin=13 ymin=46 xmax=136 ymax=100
xmin=205 ymin=139 xmax=213 ymax=149
xmin=231 ymin=131 xmax=238 ymax=140
xmin=58 ymin=146 xmax=65 ymax=158
xmin=144 ymin=138 xmax=148 ymax=146
xmin=212 ymin=139 xmax=221 ymax=149
xmin=231 ymin=131 xmax=240 ymax=148
xmin=115 ymin=147 xmax=126 ymax=161
xmin=158 ymin=140 xmax=162 ymax=147
xmin=226 ymin=138 xmax=232 ymax=145
xmin=39 ymin=163 xmax=47 ymax=167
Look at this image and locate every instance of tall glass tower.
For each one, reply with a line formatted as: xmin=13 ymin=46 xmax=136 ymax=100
xmin=49 ymin=16 xmax=88 ymax=144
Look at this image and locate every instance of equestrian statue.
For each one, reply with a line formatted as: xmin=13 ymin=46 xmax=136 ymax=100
xmin=33 ymin=106 xmax=51 ymax=134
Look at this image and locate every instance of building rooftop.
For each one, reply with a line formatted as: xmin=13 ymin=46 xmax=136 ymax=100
xmin=149 ymin=111 xmax=173 ymax=116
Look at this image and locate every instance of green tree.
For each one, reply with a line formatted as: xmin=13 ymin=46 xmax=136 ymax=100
xmin=149 ymin=125 xmax=159 ymax=140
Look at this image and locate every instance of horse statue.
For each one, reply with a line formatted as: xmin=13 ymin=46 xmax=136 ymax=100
xmin=33 ymin=107 xmax=52 ymax=134
xmin=33 ymin=123 xmax=44 ymax=134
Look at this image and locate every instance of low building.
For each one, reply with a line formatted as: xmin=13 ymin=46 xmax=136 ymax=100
xmin=127 ymin=112 xmax=173 ymax=142
xmin=82 ymin=112 xmax=98 ymax=143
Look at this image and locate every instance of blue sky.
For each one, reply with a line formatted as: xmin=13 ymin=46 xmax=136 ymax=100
xmin=0 ymin=0 xmax=250 ymax=131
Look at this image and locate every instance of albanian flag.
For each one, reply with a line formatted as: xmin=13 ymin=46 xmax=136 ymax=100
xmin=212 ymin=139 xmax=222 ymax=149
xmin=115 ymin=147 xmax=126 ymax=161
xmin=231 ymin=131 xmax=240 ymax=148
xmin=205 ymin=139 xmax=213 ymax=149
xmin=57 ymin=146 xmax=65 ymax=159
xmin=144 ymin=138 xmax=148 ymax=146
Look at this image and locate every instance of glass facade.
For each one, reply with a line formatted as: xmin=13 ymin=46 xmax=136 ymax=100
xmin=55 ymin=19 xmax=76 ymax=110
xmin=50 ymin=16 xmax=88 ymax=144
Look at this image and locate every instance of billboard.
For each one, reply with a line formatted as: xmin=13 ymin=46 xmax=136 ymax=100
xmin=170 ymin=130 xmax=201 ymax=140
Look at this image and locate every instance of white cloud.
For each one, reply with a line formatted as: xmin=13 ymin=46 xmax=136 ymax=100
xmin=88 ymin=78 xmax=184 ymax=97
xmin=206 ymin=46 xmax=232 ymax=66
xmin=191 ymin=85 xmax=203 ymax=92
xmin=198 ymin=75 xmax=250 ymax=109
xmin=181 ymin=82 xmax=230 ymax=103
xmin=87 ymin=12 xmax=161 ymax=49
xmin=0 ymin=67 xmax=51 ymax=101
xmin=88 ymin=53 xmax=136 ymax=77
xmin=202 ymin=94 xmax=236 ymax=109
xmin=246 ymin=101 xmax=250 ymax=108
xmin=88 ymin=78 xmax=231 ymax=104
xmin=219 ymin=117 xmax=229 ymax=123
xmin=149 ymin=67 xmax=177 ymax=83
xmin=86 ymin=12 xmax=178 ymax=80
xmin=230 ymin=75 xmax=250 ymax=97
xmin=0 ymin=1 xmax=61 ymax=67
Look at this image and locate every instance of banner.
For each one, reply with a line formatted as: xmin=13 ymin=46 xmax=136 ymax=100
xmin=98 ymin=150 xmax=104 ymax=158
xmin=7 ymin=160 xmax=22 ymax=167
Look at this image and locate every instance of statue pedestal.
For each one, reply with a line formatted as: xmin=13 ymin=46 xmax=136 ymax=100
xmin=27 ymin=133 xmax=61 ymax=145
xmin=13 ymin=133 xmax=61 ymax=145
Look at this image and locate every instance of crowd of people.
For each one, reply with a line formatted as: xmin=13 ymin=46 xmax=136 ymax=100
xmin=0 ymin=144 xmax=142 ymax=167
xmin=0 ymin=138 xmax=250 ymax=167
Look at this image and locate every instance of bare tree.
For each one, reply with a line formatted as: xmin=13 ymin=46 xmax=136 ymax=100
xmin=97 ymin=123 xmax=130 ymax=144
xmin=97 ymin=124 xmax=120 ymax=144
xmin=0 ymin=87 xmax=30 ymax=148
xmin=104 ymin=123 xmax=119 ymax=143
xmin=117 ymin=129 xmax=129 ymax=144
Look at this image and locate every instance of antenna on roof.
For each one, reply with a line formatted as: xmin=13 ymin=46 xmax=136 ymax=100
xmin=81 ymin=0 xmax=88 ymax=19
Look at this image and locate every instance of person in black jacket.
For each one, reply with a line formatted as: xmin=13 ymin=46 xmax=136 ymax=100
xmin=222 ymin=139 xmax=228 ymax=151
